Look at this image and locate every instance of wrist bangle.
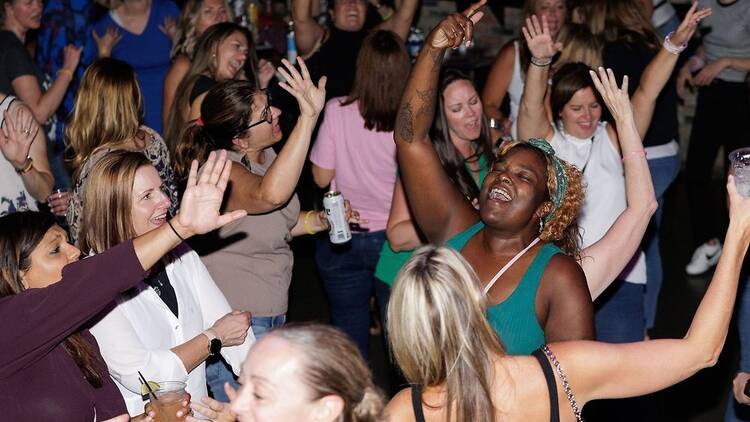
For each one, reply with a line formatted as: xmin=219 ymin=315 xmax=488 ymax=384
xmin=530 ymin=56 xmax=552 ymax=67
xmin=622 ymin=150 xmax=647 ymax=162
xmin=167 ymin=219 xmax=186 ymax=241
xmin=303 ymin=210 xmax=318 ymax=235
xmin=15 ymin=156 xmax=33 ymax=175
xmin=57 ymin=69 xmax=73 ymax=79
xmin=663 ymin=31 xmax=687 ymax=55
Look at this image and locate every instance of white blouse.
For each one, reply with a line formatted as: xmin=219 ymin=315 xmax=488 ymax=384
xmin=90 ymin=244 xmax=254 ymax=415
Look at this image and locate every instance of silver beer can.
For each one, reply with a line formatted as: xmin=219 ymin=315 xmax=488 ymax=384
xmin=323 ymin=191 xmax=351 ymax=244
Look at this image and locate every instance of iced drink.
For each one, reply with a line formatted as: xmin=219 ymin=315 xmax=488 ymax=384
xmin=150 ymin=381 xmax=187 ymax=422
xmin=729 ymin=148 xmax=750 ymax=198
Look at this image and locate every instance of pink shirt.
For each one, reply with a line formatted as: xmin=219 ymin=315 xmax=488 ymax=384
xmin=310 ymin=98 xmax=397 ymax=232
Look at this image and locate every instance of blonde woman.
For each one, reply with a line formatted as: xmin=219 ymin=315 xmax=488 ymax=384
xmin=66 ymin=58 xmax=178 ymax=244
xmin=162 ymin=0 xmax=232 ymax=129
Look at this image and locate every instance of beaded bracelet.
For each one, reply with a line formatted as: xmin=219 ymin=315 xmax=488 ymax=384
xmin=663 ymin=31 xmax=687 ymax=55
xmin=530 ymin=56 xmax=553 ymax=67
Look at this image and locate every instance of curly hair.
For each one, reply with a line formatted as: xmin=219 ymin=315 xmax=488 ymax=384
xmin=497 ymin=140 xmax=584 ymax=258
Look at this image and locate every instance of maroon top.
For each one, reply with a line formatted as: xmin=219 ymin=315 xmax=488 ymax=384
xmin=0 ymin=240 xmax=147 ymax=421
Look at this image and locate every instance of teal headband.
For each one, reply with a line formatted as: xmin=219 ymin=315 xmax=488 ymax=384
xmin=525 ymin=138 xmax=569 ymax=223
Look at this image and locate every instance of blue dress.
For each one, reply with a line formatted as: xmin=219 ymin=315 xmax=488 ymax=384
xmin=89 ymin=0 xmax=179 ymax=134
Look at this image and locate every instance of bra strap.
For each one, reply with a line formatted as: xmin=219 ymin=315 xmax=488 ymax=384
xmin=483 ymin=237 xmax=541 ymax=294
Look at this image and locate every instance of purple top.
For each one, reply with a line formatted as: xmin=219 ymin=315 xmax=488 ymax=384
xmin=0 ymin=240 xmax=147 ymax=421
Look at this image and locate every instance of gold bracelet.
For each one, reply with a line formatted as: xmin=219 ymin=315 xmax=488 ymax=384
xmin=57 ymin=69 xmax=73 ymax=79
xmin=303 ymin=210 xmax=318 ymax=235
xmin=15 ymin=156 xmax=33 ymax=175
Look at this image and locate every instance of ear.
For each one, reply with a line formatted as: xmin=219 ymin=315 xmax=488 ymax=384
xmin=231 ymin=136 xmax=246 ymax=149
xmin=312 ymin=395 xmax=345 ymax=422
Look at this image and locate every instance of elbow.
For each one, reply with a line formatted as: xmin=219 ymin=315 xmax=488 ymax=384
xmin=259 ymin=191 xmax=289 ymax=210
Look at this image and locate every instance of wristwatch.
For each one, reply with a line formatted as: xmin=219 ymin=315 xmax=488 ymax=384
xmin=204 ymin=330 xmax=223 ymax=356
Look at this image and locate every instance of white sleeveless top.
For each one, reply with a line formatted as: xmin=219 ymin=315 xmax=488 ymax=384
xmin=507 ymin=41 xmax=525 ymax=140
xmin=0 ymin=95 xmax=38 ymax=216
xmin=550 ymin=122 xmax=646 ymax=284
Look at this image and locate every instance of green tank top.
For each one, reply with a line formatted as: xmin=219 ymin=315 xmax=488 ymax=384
xmin=445 ymin=222 xmax=562 ymax=355
xmin=374 ymin=153 xmax=489 ymax=286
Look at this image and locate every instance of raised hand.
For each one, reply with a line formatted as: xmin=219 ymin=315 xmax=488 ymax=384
xmin=427 ymin=0 xmax=485 ymax=49
xmin=669 ymin=1 xmax=711 ymax=47
xmin=522 ymin=15 xmax=562 ymax=61
xmin=589 ymin=67 xmax=633 ymax=124
xmin=276 ymin=57 xmax=326 ymax=119
xmin=1 ymin=103 xmax=39 ymax=168
xmin=159 ymin=16 xmax=178 ymax=43
xmin=175 ymin=150 xmax=247 ymax=237
xmin=257 ymin=58 xmax=275 ymax=90
xmin=92 ymin=26 xmax=122 ymax=58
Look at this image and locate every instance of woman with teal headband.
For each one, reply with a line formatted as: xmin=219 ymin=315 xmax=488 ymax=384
xmin=393 ymin=1 xmax=659 ymax=355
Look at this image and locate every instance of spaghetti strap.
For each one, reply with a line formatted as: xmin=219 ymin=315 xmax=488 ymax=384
xmin=532 ymin=348 xmax=560 ymax=422
xmin=411 ymin=385 xmax=426 ymax=422
xmin=483 ymin=237 xmax=540 ymax=294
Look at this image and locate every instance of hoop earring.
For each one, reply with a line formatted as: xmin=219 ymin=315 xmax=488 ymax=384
xmin=539 ymin=217 xmax=544 ymax=233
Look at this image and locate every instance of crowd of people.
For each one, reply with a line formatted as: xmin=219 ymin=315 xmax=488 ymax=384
xmin=1 ymin=0 xmax=749 ymax=420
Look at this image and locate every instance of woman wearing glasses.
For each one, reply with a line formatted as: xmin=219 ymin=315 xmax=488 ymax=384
xmin=173 ymin=57 xmax=348 ymax=400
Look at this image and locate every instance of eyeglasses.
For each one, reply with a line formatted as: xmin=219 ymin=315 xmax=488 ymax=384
xmin=245 ymin=90 xmax=272 ymax=131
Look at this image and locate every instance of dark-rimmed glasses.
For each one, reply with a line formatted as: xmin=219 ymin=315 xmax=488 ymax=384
xmin=245 ymin=90 xmax=272 ymax=130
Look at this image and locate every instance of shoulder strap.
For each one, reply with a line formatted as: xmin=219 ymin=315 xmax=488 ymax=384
xmin=532 ymin=348 xmax=560 ymax=422
xmin=483 ymin=237 xmax=540 ymax=294
xmin=411 ymin=385 xmax=426 ymax=422
xmin=541 ymin=345 xmax=583 ymax=422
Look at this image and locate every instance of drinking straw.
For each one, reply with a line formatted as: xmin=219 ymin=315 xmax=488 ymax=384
xmin=138 ymin=371 xmax=159 ymax=402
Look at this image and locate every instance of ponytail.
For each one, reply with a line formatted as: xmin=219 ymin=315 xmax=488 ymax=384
xmin=173 ymin=122 xmax=214 ymax=183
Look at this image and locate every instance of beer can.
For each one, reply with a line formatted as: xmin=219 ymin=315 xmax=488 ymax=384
xmin=323 ymin=191 xmax=351 ymax=244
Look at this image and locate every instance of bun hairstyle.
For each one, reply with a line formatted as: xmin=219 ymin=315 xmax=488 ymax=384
xmin=271 ymin=323 xmax=386 ymax=422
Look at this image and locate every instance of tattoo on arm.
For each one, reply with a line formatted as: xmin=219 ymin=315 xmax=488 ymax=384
xmin=396 ymin=100 xmax=415 ymax=144
xmin=415 ymin=88 xmax=436 ymax=119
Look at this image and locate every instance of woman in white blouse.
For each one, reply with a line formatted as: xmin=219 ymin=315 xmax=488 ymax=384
xmin=79 ymin=150 xmax=254 ymax=416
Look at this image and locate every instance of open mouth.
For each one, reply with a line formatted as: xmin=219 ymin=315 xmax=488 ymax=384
xmin=151 ymin=212 xmax=168 ymax=226
xmin=488 ymin=186 xmax=512 ymax=202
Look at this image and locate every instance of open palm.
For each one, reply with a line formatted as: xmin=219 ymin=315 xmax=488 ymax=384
xmin=590 ymin=67 xmax=633 ymax=123
xmin=522 ymin=15 xmax=561 ymax=60
xmin=176 ymin=150 xmax=246 ymax=236
xmin=276 ymin=57 xmax=326 ymax=118
xmin=1 ymin=104 xmax=38 ymax=167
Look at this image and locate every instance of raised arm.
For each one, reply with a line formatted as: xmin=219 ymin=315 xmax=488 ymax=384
xmin=581 ymin=68 xmax=657 ymax=299
xmin=377 ymin=0 xmax=419 ymax=41
xmin=224 ymin=58 xmax=326 ymax=214
xmin=631 ymin=3 xmax=711 ymax=138
xmin=394 ymin=3 xmax=484 ymax=244
xmin=1 ymin=99 xmax=54 ymax=202
xmin=517 ymin=15 xmax=560 ymax=141
xmin=12 ymin=45 xmax=81 ymax=124
xmin=552 ymin=179 xmax=750 ymax=406
xmin=292 ymin=0 xmax=326 ymax=57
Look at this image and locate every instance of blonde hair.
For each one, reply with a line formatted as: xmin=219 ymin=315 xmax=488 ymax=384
xmin=65 ymin=58 xmax=144 ymax=179
xmin=388 ymin=246 xmax=504 ymax=422
xmin=78 ymin=151 xmax=150 ymax=252
xmin=271 ymin=324 xmax=386 ymax=422
xmin=555 ymin=24 xmax=602 ymax=71
xmin=170 ymin=0 xmax=234 ymax=59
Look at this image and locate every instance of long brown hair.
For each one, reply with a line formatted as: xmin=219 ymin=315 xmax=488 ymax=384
xmin=65 ymin=58 xmax=145 ymax=179
xmin=78 ymin=151 xmax=151 ymax=254
xmin=173 ymin=80 xmax=261 ymax=181
xmin=431 ymin=69 xmax=494 ymax=202
xmin=165 ymin=22 xmax=258 ymax=154
xmin=0 ymin=211 xmax=103 ymax=388
xmin=577 ymin=0 xmax=661 ymax=51
xmin=341 ymin=30 xmax=410 ymax=132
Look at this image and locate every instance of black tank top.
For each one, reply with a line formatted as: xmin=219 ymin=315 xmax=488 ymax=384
xmin=410 ymin=350 xmax=561 ymax=422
